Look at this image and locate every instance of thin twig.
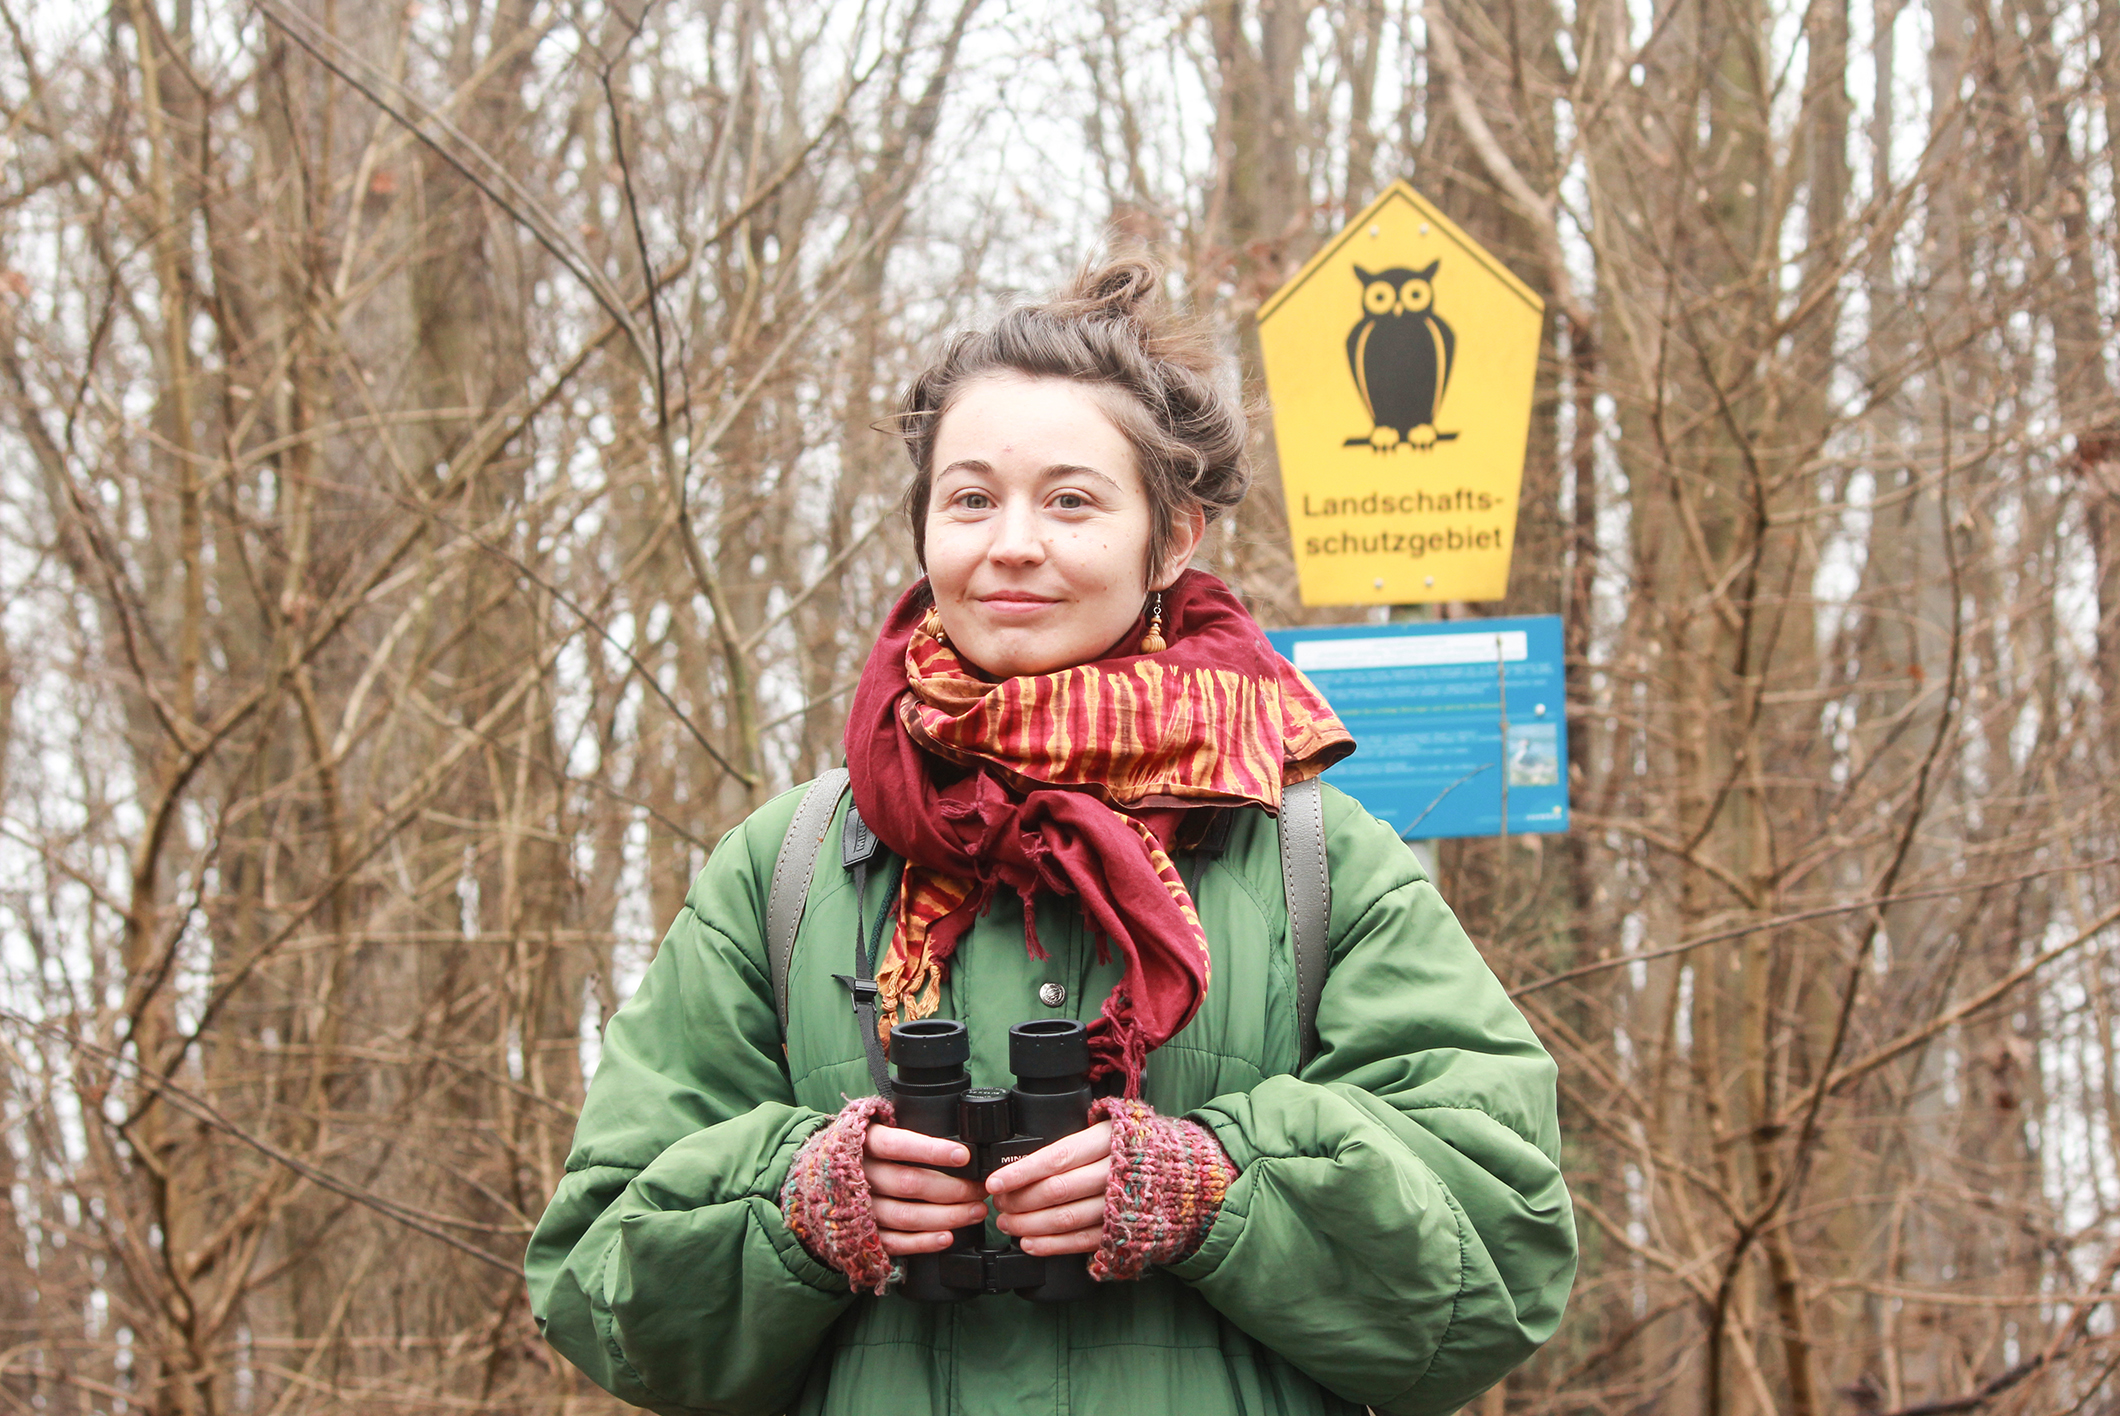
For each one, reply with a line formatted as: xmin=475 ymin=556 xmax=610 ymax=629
xmin=1510 ymin=856 xmax=2119 ymax=997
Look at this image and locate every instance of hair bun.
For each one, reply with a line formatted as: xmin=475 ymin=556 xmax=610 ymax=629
xmin=1062 ymin=256 xmax=1162 ymax=322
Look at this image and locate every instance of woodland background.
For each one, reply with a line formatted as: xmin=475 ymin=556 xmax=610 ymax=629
xmin=1 ymin=0 xmax=2117 ymax=1413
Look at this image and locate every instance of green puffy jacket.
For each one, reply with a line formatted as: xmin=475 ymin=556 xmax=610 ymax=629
xmin=526 ymin=780 xmax=1575 ymax=1416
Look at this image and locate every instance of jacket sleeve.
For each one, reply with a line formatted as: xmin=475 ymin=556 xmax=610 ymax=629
xmin=1166 ymin=787 xmax=1577 ymax=1416
xmin=524 ymin=796 xmax=852 ymax=1415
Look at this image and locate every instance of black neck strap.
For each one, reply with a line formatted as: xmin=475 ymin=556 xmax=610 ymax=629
xmin=843 ymin=807 xmax=899 ymax=1100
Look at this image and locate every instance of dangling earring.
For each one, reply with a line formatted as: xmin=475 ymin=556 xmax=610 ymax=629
xmin=1140 ymin=591 xmax=1166 ymax=654
xmin=921 ymin=605 xmax=947 ymax=644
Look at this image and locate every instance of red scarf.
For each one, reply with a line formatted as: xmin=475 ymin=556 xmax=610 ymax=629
xmin=844 ymin=569 xmax=1353 ymax=1093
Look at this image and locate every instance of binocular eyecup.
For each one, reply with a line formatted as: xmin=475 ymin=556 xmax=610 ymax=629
xmin=889 ymin=1018 xmax=1095 ymax=1303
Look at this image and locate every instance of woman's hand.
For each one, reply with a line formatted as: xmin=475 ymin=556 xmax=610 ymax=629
xmin=986 ymin=1121 xmax=1114 ymax=1256
xmin=862 ymin=1125 xmax=989 ymax=1257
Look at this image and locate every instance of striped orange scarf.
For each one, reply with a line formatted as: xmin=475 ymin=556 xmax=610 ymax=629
xmin=845 ymin=570 xmax=1353 ymax=1092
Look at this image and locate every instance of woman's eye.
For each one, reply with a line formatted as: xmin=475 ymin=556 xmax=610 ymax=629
xmin=955 ymin=491 xmax=992 ymax=510
xmin=1053 ymin=492 xmax=1088 ymax=511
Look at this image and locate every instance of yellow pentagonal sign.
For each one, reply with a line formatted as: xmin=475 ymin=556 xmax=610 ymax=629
xmin=1259 ymin=181 xmax=1543 ymax=605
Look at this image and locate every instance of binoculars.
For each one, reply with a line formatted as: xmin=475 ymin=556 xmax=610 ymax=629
xmin=889 ymin=1017 xmax=1095 ymax=1302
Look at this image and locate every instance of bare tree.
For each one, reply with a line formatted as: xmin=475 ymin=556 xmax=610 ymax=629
xmin=1051 ymin=0 xmax=2120 ymax=1412
xmin=3 ymin=1 xmax=2118 ymax=1414
xmin=0 ymin=0 xmax=985 ymax=1409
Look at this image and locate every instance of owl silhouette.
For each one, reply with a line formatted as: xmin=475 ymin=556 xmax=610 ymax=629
xmin=1343 ymin=261 xmax=1458 ymax=452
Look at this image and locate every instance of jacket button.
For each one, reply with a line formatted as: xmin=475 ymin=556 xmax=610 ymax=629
xmin=1037 ymin=982 xmax=1067 ymax=1008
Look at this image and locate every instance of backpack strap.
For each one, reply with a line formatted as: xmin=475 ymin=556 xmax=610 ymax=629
xmin=767 ymin=767 xmax=849 ymax=1030
xmin=1279 ymin=777 xmax=1330 ymax=1069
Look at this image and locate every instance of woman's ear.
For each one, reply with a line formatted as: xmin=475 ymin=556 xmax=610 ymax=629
xmin=1151 ymin=507 xmax=1209 ymax=590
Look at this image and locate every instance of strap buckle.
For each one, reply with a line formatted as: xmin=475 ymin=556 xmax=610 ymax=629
xmin=830 ymin=975 xmax=881 ymax=1008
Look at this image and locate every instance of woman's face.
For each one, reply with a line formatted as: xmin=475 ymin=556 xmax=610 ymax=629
xmin=924 ymin=374 xmax=1202 ymax=678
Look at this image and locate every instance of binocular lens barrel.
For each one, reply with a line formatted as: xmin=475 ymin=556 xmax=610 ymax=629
xmin=892 ymin=1018 xmax=969 ymax=1074
xmin=1008 ymin=1018 xmax=1091 ymax=1080
xmin=890 ymin=1019 xmax=971 ymax=1141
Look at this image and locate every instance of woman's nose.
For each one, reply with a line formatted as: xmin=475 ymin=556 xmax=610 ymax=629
xmin=987 ymin=501 xmax=1046 ymax=564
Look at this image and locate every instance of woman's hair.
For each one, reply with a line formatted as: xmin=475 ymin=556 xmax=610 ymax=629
xmin=896 ymin=256 xmax=1251 ymax=577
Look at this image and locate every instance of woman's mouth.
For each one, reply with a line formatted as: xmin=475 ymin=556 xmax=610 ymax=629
xmin=977 ymin=593 xmax=1058 ymax=616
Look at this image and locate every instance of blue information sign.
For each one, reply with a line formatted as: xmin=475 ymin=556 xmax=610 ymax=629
xmin=1267 ymin=615 xmax=1568 ymax=840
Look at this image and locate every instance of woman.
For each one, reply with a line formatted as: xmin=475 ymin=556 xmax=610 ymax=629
xmin=526 ymin=260 xmax=1576 ymax=1416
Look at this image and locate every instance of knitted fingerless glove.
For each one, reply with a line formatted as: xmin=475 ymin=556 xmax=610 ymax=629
xmin=779 ymin=1096 xmax=895 ymax=1295
xmin=1087 ymin=1097 xmax=1238 ymax=1282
